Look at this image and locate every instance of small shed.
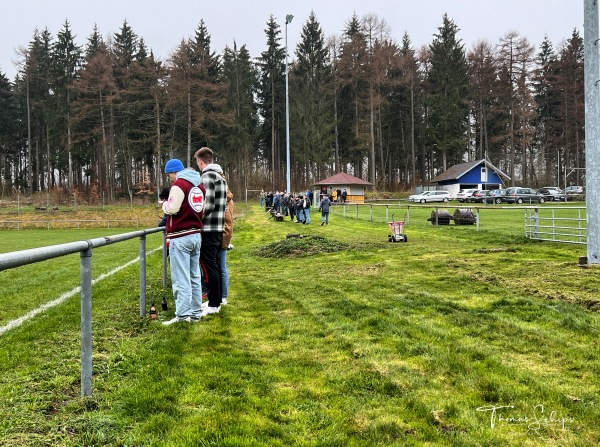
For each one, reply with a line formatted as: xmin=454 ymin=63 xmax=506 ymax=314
xmin=313 ymin=172 xmax=373 ymax=204
xmin=430 ymin=159 xmax=510 ymax=196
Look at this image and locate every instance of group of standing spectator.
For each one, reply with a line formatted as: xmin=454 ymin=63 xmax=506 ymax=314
xmin=330 ymin=188 xmax=348 ymax=204
xmin=260 ymin=190 xmax=313 ymax=224
xmin=160 ymin=147 xmax=232 ymax=325
xmin=260 ymin=189 xmax=336 ymax=226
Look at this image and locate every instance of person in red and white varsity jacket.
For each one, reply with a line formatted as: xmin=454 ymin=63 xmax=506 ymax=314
xmin=161 ymin=159 xmax=206 ymax=325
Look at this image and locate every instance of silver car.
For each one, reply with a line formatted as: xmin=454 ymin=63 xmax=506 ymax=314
xmin=408 ymin=190 xmax=453 ymax=203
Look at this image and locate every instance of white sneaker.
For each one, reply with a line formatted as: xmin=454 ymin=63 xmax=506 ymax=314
xmin=222 ymin=298 xmax=228 ymax=305
xmin=201 ymin=301 xmax=209 ymax=309
xmin=162 ymin=316 xmax=188 ymax=326
xmin=201 ymin=306 xmax=220 ymax=316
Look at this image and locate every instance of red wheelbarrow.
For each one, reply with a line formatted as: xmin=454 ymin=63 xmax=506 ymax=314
xmin=387 ymin=213 xmax=408 ymax=242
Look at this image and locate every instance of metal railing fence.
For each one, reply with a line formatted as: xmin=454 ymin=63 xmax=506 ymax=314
xmin=0 ymin=227 xmax=167 ymax=397
xmin=329 ymin=202 xmax=587 ymax=243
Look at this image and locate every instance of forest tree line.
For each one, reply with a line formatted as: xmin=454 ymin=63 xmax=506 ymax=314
xmin=0 ymin=12 xmax=585 ymax=200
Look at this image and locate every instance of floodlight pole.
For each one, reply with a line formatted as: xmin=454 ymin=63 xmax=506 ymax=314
xmin=285 ymin=14 xmax=293 ymax=193
xmin=584 ymin=0 xmax=600 ymax=264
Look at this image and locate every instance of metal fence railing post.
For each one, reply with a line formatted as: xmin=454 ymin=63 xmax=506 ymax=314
xmin=80 ymin=244 xmax=93 ymax=397
xmin=139 ymin=234 xmax=147 ymax=317
xmin=162 ymin=233 xmax=168 ymax=288
xmin=0 ymin=227 xmax=165 ymax=398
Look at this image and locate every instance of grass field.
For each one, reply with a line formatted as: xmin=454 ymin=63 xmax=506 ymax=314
xmin=1 ymin=203 xmax=599 ymax=446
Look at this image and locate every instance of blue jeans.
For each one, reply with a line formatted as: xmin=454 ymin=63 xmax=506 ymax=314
xmin=220 ymin=248 xmax=229 ymax=299
xmin=321 ymin=212 xmax=329 ymax=224
xmin=297 ymin=209 xmax=304 ymax=222
xmin=304 ymin=208 xmax=310 ymax=224
xmin=169 ymin=233 xmax=202 ymax=319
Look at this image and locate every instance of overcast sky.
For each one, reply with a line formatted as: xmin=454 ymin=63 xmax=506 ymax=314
xmin=0 ymin=0 xmax=584 ymax=80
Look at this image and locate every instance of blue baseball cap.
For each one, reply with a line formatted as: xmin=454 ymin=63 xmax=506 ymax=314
xmin=165 ymin=159 xmax=185 ymax=173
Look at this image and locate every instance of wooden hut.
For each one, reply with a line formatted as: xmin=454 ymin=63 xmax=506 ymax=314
xmin=313 ymin=173 xmax=373 ymax=204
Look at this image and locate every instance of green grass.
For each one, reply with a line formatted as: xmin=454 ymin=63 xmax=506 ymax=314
xmin=1 ymin=204 xmax=599 ymax=446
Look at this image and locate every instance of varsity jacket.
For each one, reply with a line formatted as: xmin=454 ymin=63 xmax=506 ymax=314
xmin=162 ymin=168 xmax=205 ymax=239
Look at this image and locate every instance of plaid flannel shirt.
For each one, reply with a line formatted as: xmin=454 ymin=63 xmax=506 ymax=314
xmin=200 ymin=164 xmax=228 ymax=233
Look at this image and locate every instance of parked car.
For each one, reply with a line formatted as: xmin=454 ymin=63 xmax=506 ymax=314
xmin=564 ymin=185 xmax=585 ymax=194
xmin=538 ymin=187 xmax=565 ymax=202
xmin=455 ymin=189 xmax=479 ymax=202
xmin=471 ymin=190 xmax=493 ymax=203
xmin=408 ymin=190 xmax=453 ymax=203
xmin=488 ymin=189 xmax=508 ymax=204
xmin=503 ymin=187 xmax=546 ymax=204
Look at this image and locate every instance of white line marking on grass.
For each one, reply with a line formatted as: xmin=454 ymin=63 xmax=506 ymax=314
xmin=0 ymin=246 xmax=163 ymax=336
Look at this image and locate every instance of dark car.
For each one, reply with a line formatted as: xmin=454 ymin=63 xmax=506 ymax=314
xmin=488 ymin=189 xmax=508 ymax=204
xmin=471 ymin=190 xmax=491 ymax=203
xmin=503 ymin=187 xmax=546 ymax=204
xmin=538 ymin=187 xmax=565 ymax=202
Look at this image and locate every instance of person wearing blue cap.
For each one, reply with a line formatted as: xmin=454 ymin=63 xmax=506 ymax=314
xmin=161 ymin=158 xmax=206 ymax=325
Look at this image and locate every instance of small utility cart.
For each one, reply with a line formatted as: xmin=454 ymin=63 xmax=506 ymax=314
xmin=387 ymin=214 xmax=408 ymax=242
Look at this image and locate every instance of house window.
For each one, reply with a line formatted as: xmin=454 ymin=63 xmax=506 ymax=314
xmin=481 ymin=167 xmax=488 ymax=182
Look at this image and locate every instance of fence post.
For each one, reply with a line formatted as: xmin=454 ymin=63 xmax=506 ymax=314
xmin=162 ymin=234 xmax=168 ymax=288
xmin=356 ymin=204 xmax=359 ymax=220
xmin=476 ymin=208 xmax=480 ymax=231
xmin=385 ymin=205 xmax=389 ymax=223
xmin=80 ymin=244 xmax=93 ymax=397
xmin=370 ymin=204 xmax=373 ymax=222
xmin=139 ymin=234 xmax=147 ymax=317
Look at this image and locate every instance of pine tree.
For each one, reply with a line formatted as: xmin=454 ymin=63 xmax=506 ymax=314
xmin=426 ymin=13 xmax=470 ymax=173
xmin=52 ymin=19 xmax=82 ymax=190
xmin=72 ymin=30 xmax=117 ymax=200
xmin=291 ymin=11 xmax=335 ymax=185
xmin=112 ymin=20 xmax=140 ymax=197
xmin=188 ymin=20 xmax=229 ymax=161
xmin=532 ymin=36 xmax=561 ymax=185
xmin=388 ymin=33 xmax=421 ymax=187
xmin=496 ymin=31 xmax=535 ymax=184
xmin=337 ymin=13 xmax=369 ymax=178
xmin=221 ymin=42 xmax=260 ymax=192
xmin=20 ymin=28 xmax=54 ymax=193
xmin=257 ymin=15 xmax=286 ymax=190
xmin=467 ymin=40 xmax=498 ymax=162
xmin=0 ymin=71 xmax=19 ymax=192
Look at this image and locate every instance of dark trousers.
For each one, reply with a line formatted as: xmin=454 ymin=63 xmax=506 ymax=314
xmin=201 ymin=231 xmax=223 ymax=307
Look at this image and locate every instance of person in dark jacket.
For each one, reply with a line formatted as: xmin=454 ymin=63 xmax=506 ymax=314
xmin=302 ymin=194 xmax=311 ymax=224
xmin=288 ymin=194 xmax=297 ymax=222
xmin=319 ymin=194 xmax=331 ymax=226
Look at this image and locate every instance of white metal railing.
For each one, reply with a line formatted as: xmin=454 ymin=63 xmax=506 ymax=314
xmin=525 ymin=208 xmax=587 ymax=244
xmin=333 ymin=202 xmax=588 ymax=244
